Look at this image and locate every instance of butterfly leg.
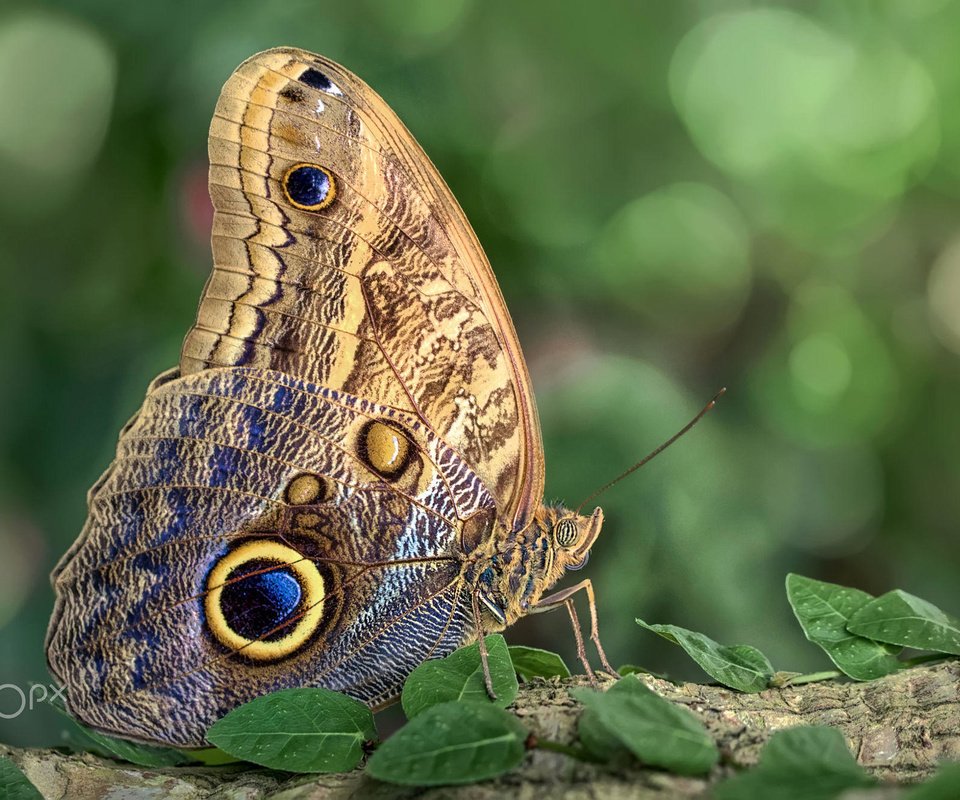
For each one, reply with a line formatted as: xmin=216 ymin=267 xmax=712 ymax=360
xmin=471 ymin=589 xmax=498 ymax=700
xmin=532 ymin=579 xmax=617 ymax=677
xmin=564 ymin=595 xmax=596 ymax=683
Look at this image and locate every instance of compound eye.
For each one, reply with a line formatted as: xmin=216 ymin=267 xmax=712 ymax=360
xmin=554 ymin=518 xmax=579 ymax=548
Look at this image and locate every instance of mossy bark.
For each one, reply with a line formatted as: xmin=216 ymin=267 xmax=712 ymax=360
xmin=4 ymin=660 xmax=958 ymax=799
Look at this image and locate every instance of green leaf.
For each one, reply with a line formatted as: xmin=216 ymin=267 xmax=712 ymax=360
xmin=847 ymin=589 xmax=960 ymax=655
xmin=571 ymin=676 xmax=718 ymax=775
xmin=786 ymin=574 xmax=902 ymax=680
xmin=904 ymin=761 xmax=960 ymax=799
xmin=206 ymin=687 xmax=376 ymax=773
xmin=71 ymin=726 xmax=190 ymax=768
xmin=0 ymin=756 xmax=43 ymax=800
xmin=189 ymin=747 xmax=240 ymax=766
xmin=637 ymin=618 xmax=773 ymax=692
xmin=713 ymin=726 xmax=875 ymax=800
xmin=508 ymin=645 xmax=570 ymax=680
xmin=617 ymin=664 xmax=671 ymax=680
xmin=366 ymin=701 xmax=526 ymax=786
xmin=401 ymin=634 xmax=518 ymax=718
xmin=577 ymin=677 xmax=636 ymax=762
xmin=47 ymin=695 xmax=190 ymax=766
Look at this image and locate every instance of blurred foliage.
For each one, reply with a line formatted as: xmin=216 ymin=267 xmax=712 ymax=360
xmin=1 ymin=0 xmax=959 ymax=747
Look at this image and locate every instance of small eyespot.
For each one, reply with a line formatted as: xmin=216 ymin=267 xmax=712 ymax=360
xmin=299 ymin=67 xmax=343 ymax=96
xmin=283 ymin=163 xmax=336 ymax=211
xmin=358 ymin=419 xmax=413 ymax=480
xmin=204 ymin=539 xmax=325 ymax=661
xmin=284 ymin=473 xmax=333 ymax=506
xmin=554 ymin=518 xmax=579 ymax=548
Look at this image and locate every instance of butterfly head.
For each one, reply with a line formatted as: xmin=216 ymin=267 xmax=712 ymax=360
xmin=548 ymin=505 xmax=604 ymax=572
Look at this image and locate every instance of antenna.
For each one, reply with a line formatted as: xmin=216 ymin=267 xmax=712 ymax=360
xmin=574 ymin=387 xmax=726 ymax=514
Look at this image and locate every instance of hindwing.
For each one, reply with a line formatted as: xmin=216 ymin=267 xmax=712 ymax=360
xmin=48 ymin=368 xmax=495 ymax=745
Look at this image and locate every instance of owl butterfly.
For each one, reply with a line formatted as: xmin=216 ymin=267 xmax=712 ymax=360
xmin=46 ymin=48 xmax=715 ymax=749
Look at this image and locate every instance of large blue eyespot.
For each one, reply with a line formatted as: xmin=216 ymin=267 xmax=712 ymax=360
xmin=204 ymin=539 xmax=326 ymax=661
xmin=283 ymin=164 xmax=336 ymax=211
xmin=220 ymin=558 xmax=302 ymax=642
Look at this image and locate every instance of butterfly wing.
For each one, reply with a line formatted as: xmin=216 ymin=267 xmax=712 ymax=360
xmin=47 ymin=48 xmax=544 ymax=747
xmin=183 ymin=48 xmax=543 ymax=527
xmin=47 ymin=368 xmax=496 ymax=746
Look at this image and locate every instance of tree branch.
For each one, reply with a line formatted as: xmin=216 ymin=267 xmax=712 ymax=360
xmin=4 ymin=660 xmax=958 ymax=799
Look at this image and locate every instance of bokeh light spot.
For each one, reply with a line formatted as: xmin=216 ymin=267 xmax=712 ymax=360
xmin=0 ymin=515 xmax=44 ymax=629
xmin=0 ymin=11 xmax=115 ymax=215
xmin=370 ymin=0 xmax=472 ymax=51
xmin=671 ymin=9 xmax=851 ymax=179
xmin=591 ymin=182 xmax=751 ymax=336
xmin=670 ymin=9 xmax=938 ymax=245
xmin=927 ymin=234 xmax=960 ymax=355
xmin=789 ymin=332 xmax=853 ymax=406
xmin=752 ymin=284 xmax=898 ymax=447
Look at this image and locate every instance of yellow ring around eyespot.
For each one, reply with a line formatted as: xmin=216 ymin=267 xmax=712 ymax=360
xmin=282 ymin=163 xmax=337 ymax=211
xmin=204 ymin=539 xmax=325 ymax=661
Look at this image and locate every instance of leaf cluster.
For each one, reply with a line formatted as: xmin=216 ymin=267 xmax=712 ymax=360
xmin=637 ymin=575 xmax=960 ymax=692
xmin=10 ymin=576 xmax=957 ymax=794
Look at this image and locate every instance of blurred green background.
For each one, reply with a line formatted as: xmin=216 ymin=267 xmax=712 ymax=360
xmin=2 ymin=0 xmax=959 ymax=747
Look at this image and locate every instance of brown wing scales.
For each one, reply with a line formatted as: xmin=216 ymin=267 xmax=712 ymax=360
xmin=181 ymin=48 xmax=542 ymax=525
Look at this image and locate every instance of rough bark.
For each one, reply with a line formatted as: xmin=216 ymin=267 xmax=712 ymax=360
xmin=3 ymin=660 xmax=958 ymax=799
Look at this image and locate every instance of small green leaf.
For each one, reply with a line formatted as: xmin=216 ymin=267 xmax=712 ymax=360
xmin=637 ymin=618 xmax=773 ymax=692
xmin=0 ymin=756 xmax=43 ymax=800
xmin=72 ymin=726 xmax=190 ymax=767
xmin=401 ymin=634 xmax=518 ymax=718
xmin=713 ymin=726 xmax=875 ymax=799
xmin=904 ymin=761 xmax=960 ymax=799
xmin=786 ymin=574 xmax=902 ymax=680
xmin=577 ymin=677 xmax=636 ymax=762
xmin=206 ymin=687 xmax=376 ymax=773
xmin=189 ymin=747 xmax=240 ymax=766
xmin=508 ymin=646 xmax=570 ymax=680
xmin=47 ymin=696 xmax=190 ymax=766
xmin=571 ymin=676 xmax=718 ymax=775
xmin=847 ymin=589 xmax=960 ymax=655
xmin=617 ymin=664 xmax=671 ymax=680
xmin=366 ymin=701 xmax=526 ymax=786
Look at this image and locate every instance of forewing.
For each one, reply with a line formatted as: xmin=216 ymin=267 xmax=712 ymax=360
xmin=182 ymin=47 xmax=542 ymax=527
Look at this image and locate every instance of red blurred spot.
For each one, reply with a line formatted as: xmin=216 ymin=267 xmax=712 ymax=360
xmin=180 ymin=161 xmax=213 ymax=248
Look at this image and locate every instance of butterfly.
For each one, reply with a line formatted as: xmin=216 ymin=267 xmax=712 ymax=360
xmin=45 ymin=47 xmax=621 ymax=749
